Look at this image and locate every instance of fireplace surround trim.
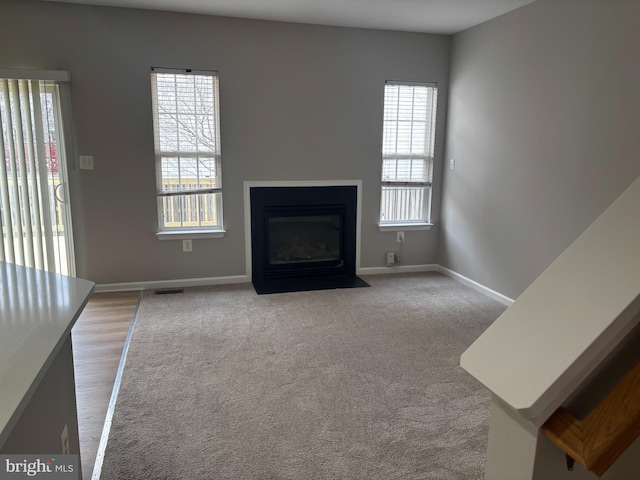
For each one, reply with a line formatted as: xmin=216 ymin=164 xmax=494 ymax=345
xmin=243 ymin=180 xmax=363 ymax=280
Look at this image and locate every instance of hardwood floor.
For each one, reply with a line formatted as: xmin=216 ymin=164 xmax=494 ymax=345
xmin=72 ymin=291 xmax=141 ymax=480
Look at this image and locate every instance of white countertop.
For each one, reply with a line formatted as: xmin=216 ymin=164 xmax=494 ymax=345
xmin=0 ymin=261 xmax=94 ymax=448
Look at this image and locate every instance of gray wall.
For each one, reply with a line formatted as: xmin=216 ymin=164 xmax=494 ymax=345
xmin=0 ymin=0 xmax=450 ymax=284
xmin=441 ymin=0 xmax=640 ymax=299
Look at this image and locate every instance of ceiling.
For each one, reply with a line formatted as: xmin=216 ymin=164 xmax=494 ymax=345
xmin=39 ymin=0 xmax=537 ymax=34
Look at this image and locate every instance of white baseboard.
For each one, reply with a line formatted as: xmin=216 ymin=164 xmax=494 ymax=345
xmin=436 ymin=266 xmax=514 ymax=306
xmin=357 ymin=264 xmax=439 ymax=276
xmin=94 ymin=265 xmax=514 ymax=307
xmin=95 ymin=275 xmax=250 ymax=293
xmin=97 ymin=267 xmax=441 ymax=292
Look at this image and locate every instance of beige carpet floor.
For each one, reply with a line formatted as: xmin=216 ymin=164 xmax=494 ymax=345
xmin=100 ymin=272 xmax=505 ymax=479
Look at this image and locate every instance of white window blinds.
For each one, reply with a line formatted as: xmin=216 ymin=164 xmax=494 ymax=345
xmin=150 ymin=68 xmax=223 ymax=231
xmin=380 ymin=82 xmax=437 ymax=224
xmin=0 ymin=76 xmax=72 ymax=274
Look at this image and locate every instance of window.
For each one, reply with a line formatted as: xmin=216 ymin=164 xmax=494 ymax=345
xmin=150 ymin=68 xmax=223 ymax=234
xmin=379 ymin=81 xmax=437 ymax=226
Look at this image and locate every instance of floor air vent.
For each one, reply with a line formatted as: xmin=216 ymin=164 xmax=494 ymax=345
xmin=154 ymin=289 xmax=184 ymax=295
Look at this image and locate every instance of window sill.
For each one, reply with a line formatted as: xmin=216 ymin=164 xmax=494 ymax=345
xmin=156 ymin=229 xmax=226 ymax=240
xmin=378 ymin=222 xmax=433 ymax=232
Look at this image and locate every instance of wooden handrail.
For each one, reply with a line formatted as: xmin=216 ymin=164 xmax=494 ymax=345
xmin=541 ymin=360 xmax=640 ymax=476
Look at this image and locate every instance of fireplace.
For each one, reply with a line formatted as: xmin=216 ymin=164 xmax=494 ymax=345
xmin=249 ymin=185 xmax=369 ymax=294
xmin=266 ymin=209 xmax=344 ymax=276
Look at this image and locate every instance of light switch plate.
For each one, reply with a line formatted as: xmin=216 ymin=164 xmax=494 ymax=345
xmin=79 ymin=155 xmax=94 ymax=170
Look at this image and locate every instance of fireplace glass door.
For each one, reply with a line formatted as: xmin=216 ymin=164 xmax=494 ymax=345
xmin=268 ymin=214 xmax=342 ymax=265
xmin=250 ymin=185 xmax=365 ymax=293
xmin=264 ymin=207 xmax=345 ymax=277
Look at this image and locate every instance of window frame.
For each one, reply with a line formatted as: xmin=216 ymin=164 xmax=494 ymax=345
xmin=150 ymin=67 xmax=225 ymax=239
xmin=378 ymin=80 xmax=438 ymax=230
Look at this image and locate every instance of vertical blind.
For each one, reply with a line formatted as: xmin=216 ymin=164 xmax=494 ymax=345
xmin=0 ymin=77 xmax=63 ymax=272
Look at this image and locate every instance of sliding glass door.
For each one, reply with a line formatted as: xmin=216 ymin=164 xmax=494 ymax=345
xmin=0 ymin=73 xmax=75 ymax=276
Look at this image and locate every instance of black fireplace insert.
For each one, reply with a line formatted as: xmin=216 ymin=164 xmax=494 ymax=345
xmin=250 ymin=186 xmax=369 ymax=294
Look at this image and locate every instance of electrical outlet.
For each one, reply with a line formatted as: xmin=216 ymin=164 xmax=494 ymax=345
xmin=397 ymin=231 xmax=405 ymax=243
xmin=182 ymin=239 xmax=192 ymax=252
xmin=61 ymin=424 xmax=69 ymax=454
xmin=386 ymin=251 xmax=395 ymax=266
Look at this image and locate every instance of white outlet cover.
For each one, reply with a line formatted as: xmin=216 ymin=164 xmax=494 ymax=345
xmin=61 ymin=424 xmax=69 ymax=454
